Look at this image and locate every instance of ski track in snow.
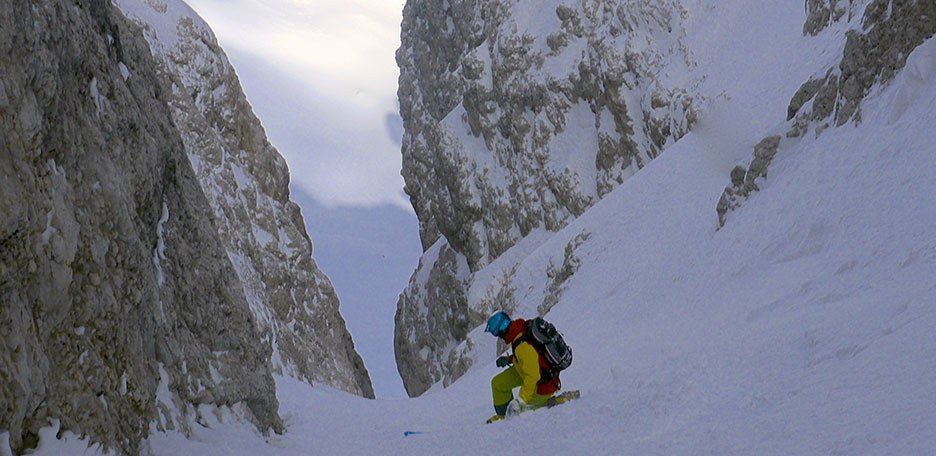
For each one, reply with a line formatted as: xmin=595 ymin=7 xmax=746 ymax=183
xmin=27 ymin=1 xmax=936 ymax=455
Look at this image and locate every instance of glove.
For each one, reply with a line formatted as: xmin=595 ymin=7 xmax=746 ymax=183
xmin=508 ymin=398 xmax=535 ymax=416
xmin=506 ymin=400 xmax=521 ymax=417
xmin=496 ymin=355 xmax=511 ymax=367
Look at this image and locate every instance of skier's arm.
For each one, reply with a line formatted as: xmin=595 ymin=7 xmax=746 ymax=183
xmin=513 ymin=342 xmax=541 ymax=403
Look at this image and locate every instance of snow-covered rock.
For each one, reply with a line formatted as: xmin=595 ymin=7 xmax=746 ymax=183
xmin=10 ymin=1 xmax=936 ymax=454
xmin=395 ymin=0 xmax=700 ymax=397
xmin=395 ymin=0 xmax=936 ymax=398
xmin=0 ymin=1 xmax=280 ymax=453
xmin=0 ymin=0 xmax=371 ymax=453
xmin=115 ymin=0 xmax=374 ymax=399
xmin=791 ymin=0 xmax=936 ymax=129
xmin=718 ymin=0 xmax=936 ymax=227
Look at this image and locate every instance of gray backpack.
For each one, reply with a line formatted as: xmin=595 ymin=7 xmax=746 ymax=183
xmin=513 ymin=317 xmax=573 ymax=373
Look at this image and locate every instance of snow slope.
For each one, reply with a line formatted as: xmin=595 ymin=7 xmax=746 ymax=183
xmin=16 ymin=1 xmax=936 ymax=455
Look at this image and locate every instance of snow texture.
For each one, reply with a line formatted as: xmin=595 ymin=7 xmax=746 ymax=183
xmin=26 ymin=0 xmax=936 ymax=455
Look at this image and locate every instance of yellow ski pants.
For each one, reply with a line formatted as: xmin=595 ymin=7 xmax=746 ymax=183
xmin=491 ymin=366 xmax=551 ymax=414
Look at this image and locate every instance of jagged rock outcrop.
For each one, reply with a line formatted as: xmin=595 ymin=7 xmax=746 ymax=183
xmin=394 ymin=241 xmax=474 ymax=396
xmin=716 ymin=136 xmax=781 ymax=228
xmin=116 ymin=0 xmax=373 ymax=399
xmin=791 ymin=0 xmax=936 ymax=129
xmin=395 ymin=0 xmax=698 ymax=397
xmin=1 ymin=0 xmax=376 ymax=453
xmin=0 ymin=1 xmax=281 ymax=454
xmin=718 ymin=0 xmax=936 ymax=227
xmin=803 ymin=0 xmax=861 ymax=36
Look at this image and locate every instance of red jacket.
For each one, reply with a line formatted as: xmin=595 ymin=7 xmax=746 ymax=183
xmin=505 ymin=319 xmax=560 ymax=397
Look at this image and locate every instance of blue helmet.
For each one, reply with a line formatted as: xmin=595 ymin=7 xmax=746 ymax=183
xmin=484 ymin=310 xmax=511 ymax=337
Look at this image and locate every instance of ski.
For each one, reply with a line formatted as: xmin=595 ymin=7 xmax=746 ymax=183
xmin=545 ymin=389 xmax=581 ymax=407
xmin=485 ymin=390 xmax=581 ymax=424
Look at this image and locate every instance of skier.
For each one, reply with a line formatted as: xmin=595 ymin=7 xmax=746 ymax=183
xmin=484 ymin=310 xmax=560 ymax=423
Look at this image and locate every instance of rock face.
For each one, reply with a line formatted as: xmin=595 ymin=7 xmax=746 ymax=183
xmin=716 ymin=136 xmax=782 ymax=228
xmin=718 ymin=0 xmax=936 ymax=227
xmin=394 ymin=0 xmax=699 ymax=397
xmin=116 ymin=0 xmax=374 ymax=399
xmin=803 ymin=0 xmax=862 ymax=36
xmin=0 ymin=0 xmax=369 ymax=454
xmin=0 ymin=0 xmax=279 ymax=453
xmin=395 ymin=0 xmax=936 ymax=398
xmin=792 ymin=0 xmax=936 ymax=128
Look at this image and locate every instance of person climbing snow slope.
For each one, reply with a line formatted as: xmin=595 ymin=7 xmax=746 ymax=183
xmin=484 ymin=310 xmax=562 ymax=423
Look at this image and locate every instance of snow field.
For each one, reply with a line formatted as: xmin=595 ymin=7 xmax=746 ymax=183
xmin=125 ymin=74 xmax=935 ymax=452
xmin=23 ymin=1 xmax=936 ymax=455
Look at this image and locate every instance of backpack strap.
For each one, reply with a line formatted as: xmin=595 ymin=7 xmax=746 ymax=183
xmin=510 ymin=320 xmax=532 ymax=351
xmin=512 ymin=320 xmax=558 ymax=387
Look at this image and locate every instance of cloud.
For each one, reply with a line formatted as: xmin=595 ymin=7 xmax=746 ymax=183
xmin=188 ymin=0 xmax=401 ymax=106
xmin=385 ymin=111 xmax=404 ymax=147
xmin=185 ymin=0 xmax=409 ymax=209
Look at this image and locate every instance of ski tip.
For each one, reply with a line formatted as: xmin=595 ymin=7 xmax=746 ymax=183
xmin=403 ymin=431 xmax=423 ymax=436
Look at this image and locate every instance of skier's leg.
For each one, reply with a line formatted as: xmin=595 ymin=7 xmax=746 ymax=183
xmin=491 ymin=367 xmax=522 ymax=415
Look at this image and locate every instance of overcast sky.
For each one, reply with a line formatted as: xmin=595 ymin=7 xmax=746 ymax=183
xmin=183 ymin=0 xmax=419 ymax=398
xmin=186 ymin=0 xmax=409 ymax=209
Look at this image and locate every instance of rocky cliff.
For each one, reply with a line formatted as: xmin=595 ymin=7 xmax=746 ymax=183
xmin=0 ymin=0 xmax=278 ymax=453
xmin=394 ymin=0 xmax=936 ymax=398
xmin=0 ymin=0 xmax=370 ymax=454
xmin=115 ymin=0 xmax=374 ymax=399
xmin=717 ymin=0 xmax=936 ymax=227
xmin=394 ymin=0 xmax=699 ymax=397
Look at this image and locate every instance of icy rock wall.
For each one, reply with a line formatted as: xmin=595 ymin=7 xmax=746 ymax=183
xmin=395 ymin=0 xmax=698 ymax=397
xmin=803 ymin=0 xmax=863 ymax=36
xmin=116 ymin=0 xmax=374 ymax=399
xmin=0 ymin=0 xmax=281 ymax=454
xmin=790 ymin=0 xmax=936 ymax=129
xmin=718 ymin=0 xmax=936 ymax=228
